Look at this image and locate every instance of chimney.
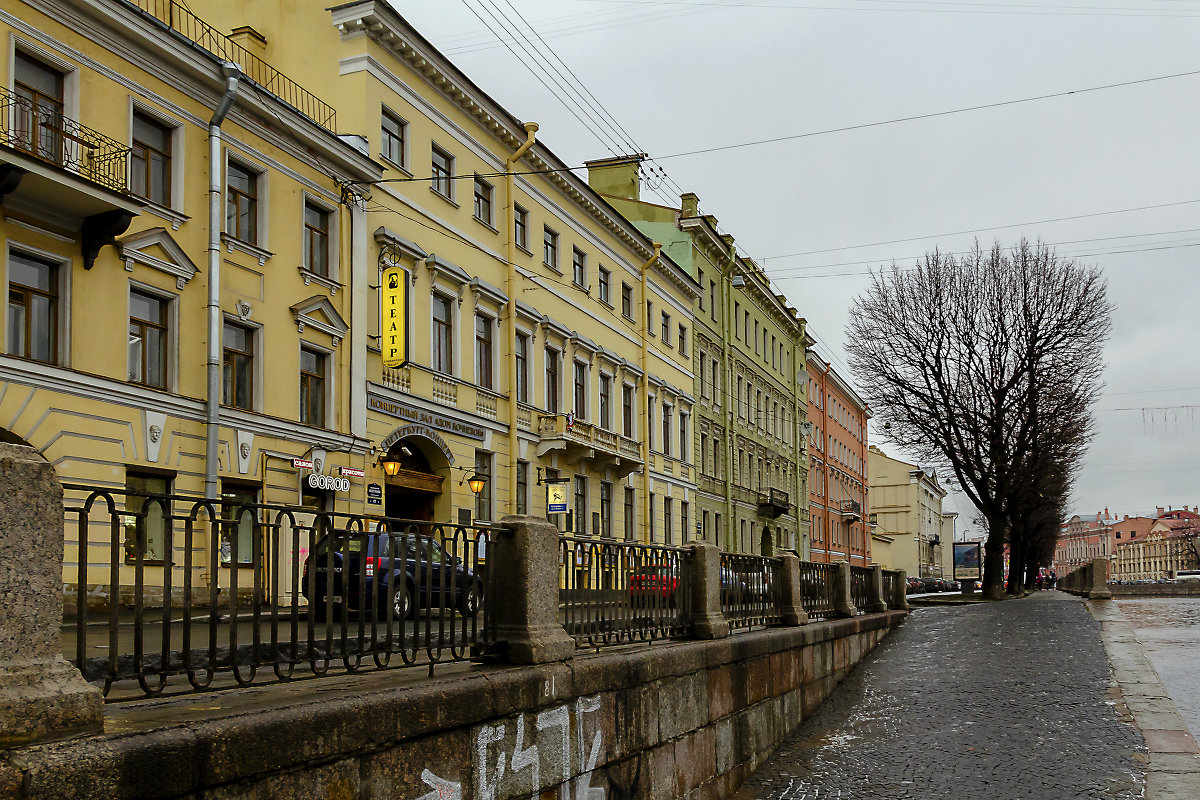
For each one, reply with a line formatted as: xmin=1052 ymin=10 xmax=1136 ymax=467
xmin=585 ymin=154 xmax=646 ymax=201
xmin=680 ymin=192 xmax=700 ymax=218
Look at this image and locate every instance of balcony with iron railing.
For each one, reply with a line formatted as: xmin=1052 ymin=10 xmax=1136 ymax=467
xmin=126 ymin=0 xmax=336 ymax=129
xmin=537 ymin=414 xmax=642 ymax=476
xmin=757 ymin=487 xmax=789 ymax=518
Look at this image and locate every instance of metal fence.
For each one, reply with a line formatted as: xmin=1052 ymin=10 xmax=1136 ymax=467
xmin=63 ymin=485 xmax=496 ymax=700
xmin=559 ymin=536 xmax=692 ymax=647
xmin=881 ymin=569 xmax=901 ymax=608
xmin=850 ymin=565 xmax=873 ymax=612
xmin=0 ymin=86 xmax=130 ymax=193
xmin=798 ymin=561 xmax=838 ymax=619
xmin=719 ymin=552 xmax=781 ymax=629
xmin=125 ymin=0 xmax=337 ymax=129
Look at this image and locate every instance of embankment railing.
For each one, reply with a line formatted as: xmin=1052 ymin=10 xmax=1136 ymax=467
xmin=719 ymin=551 xmax=781 ymax=630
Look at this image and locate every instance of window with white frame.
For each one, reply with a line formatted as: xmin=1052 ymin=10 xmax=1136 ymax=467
xmin=381 ymin=108 xmax=406 ymax=167
xmin=431 ymin=144 xmax=453 ymax=198
xmin=473 ymin=176 xmax=493 ymax=226
xmin=432 ymin=294 xmax=453 ymax=374
xmin=226 ymin=160 xmax=260 ymax=245
xmin=475 ymin=313 xmax=494 ymax=389
xmin=514 ymin=205 xmax=529 ymax=250
xmin=543 ymin=226 xmax=559 ymax=271
xmin=572 ymin=247 xmax=586 ymax=287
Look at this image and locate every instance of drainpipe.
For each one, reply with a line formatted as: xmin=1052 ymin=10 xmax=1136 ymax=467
xmin=722 ymin=238 xmax=735 ymax=551
xmin=505 ymin=123 xmax=538 ymax=513
xmin=640 ymin=242 xmax=661 ymax=542
xmin=204 ymin=63 xmax=241 ymax=500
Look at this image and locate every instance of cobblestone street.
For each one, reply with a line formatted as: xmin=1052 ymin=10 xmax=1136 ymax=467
xmin=741 ymin=593 xmax=1146 ymax=800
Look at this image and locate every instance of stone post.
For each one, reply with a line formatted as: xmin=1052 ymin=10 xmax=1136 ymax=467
xmin=687 ymin=541 xmax=730 ymax=639
xmin=774 ymin=552 xmax=808 ymax=626
xmin=1089 ymin=556 xmax=1112 ymax=600
xmin=491 ymin=515 xmax=576 ymax=664
xmin=0 ymin=444 xmax=103 ymax=747
xmin=833 ymin=561 xmax=856 ymax=618
xmin=894 ymin=569 xmax=911 ymax=611
xmin=866 ymin=564 xmax=889 ymax=613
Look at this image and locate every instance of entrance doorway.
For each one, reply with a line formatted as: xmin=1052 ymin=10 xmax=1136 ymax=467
xmin=382 ymin=438 xmax=444 ymax=521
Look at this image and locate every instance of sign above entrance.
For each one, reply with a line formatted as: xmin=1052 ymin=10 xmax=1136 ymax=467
xmin=308 ymin=473 xmax=350 ymax=493
xmin=380 ymin=261 xmax=409 ymax=369
xmin=292 ymin=458 xmax=314 ymax=470
xmin=369 ymin=395 xmax=486 ymax=441
xmin=340 ymin=466 xmax=365 ymax=478
xmin=547 ymin=483 xmax=568 ymax=514
xmin=379 ymin=424 xmax=456 ymax=466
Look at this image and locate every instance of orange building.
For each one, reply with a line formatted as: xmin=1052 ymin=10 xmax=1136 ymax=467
xmin=806 ymin=350 xmax=870 ymax=565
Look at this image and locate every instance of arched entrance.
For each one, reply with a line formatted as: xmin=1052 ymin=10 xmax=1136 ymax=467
xmin=379 ymin=426 xmax=453 ymax=521
xmin=760 ymin=526 xmax=774 ymax=557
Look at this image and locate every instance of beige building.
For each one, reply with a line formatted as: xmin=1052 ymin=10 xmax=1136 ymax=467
xmin=1113 ymin=518 xmax=1199 ymax=582
xmin=867 ymin=446 xmax=949 ymax=578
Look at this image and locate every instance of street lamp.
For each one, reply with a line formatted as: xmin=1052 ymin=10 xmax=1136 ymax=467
xmin=378 ymin=456 xmax=402 ymax=477
xmin=466 ymin=473 xmax=487 ymax=495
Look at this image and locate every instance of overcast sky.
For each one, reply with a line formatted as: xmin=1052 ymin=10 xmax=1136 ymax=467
xmin=389 ymin=0 xmax=1200 ymax=535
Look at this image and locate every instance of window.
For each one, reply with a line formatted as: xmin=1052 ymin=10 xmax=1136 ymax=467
xmin=7 ymin=251 xmax=58 ymax=363
xmin=431 ymin=145 xmax=453 ymax=198
xmin=514 ymin=205 xmax=529 ymax=250
xmin=14 ymin=52 xmax=63 ymax=163
xmin=381 ymin=109 xmax=406 ymax=166
xmin=703 ymin=510 xmax=710 ymax=540
xmin=474 ymin=450 xmax=492 ymax=521
xmin=515 ymin=333 xmax=530 ymax=403
xmin=661 ymin=311 xmax=671 ymax=343
xmin=664 ymin=497 xmax=673 ymax=545
xmin=599 ymin=374 xmax=612 ymax=430
xmin=711 ymin=361 xmax=719 ymax=403
xmin=598 ymin=267 xmax=611 ymax=304
xmin=573 ymin=360 xmax=587 ymax=419
xmin=681 ymin=501 xmax=689 ymax=544
xmin=662 ymin=404 xmax=672 ymax=457
xmin=299 ymin=346 xmax=326 ymax=427
xmin=226 ymin=161 xmax=258 ymax=244
xmin=128 ymin=289 xmax=168 ymax=388
xmin=646 ymin=301 xmax=654 ymax=333
xmin=744 ymin=311 xmax=750 ymax=343
xmin=700 ymin=433 xmax=709 ymax=474
xmin=131 ymin=111 xmax=172 ymax=206
xmin=647 ymin=400 xmax=654 ymax=450
xmin=678 ymin=324 xmax=688 ymax=357
xmin=624 ymin=487 xmax=635 ymax=541
xmin=543 ymin=226 xmax=559 ymax=271
xmin=574 ymin=475 xmax=588 ymax=535
xmin=649 ymin=493 xmax=655 ymax=541
xmin=600 ymin=482 xmax=613 ymax=538
xmin=734 ymin=301 xmax=741 ymax=338
xmin=475 ymin=314 xmax=493 ymax=389
xmin=223 ymin=321 xmax=254 ymax=410
xmin=697 ymin=269 xmax=705 ymax=310
xmin=622 ymin=384 xmax=634 ymax=437
xmin=679 ymin=411 xmax=689 ymax=461
xmin=710 ymin=280 xmax=717 ymax=320
xmin=754 ymin=321 xmax=760 ymax=353
xmin=220 ymin=482 xmax=258 ymax=566
xmin=432 ymin=295 xmax=453 ymax=374
xmin=545 ymin=347 xmax=560 ymax=412
xmin=621 ymin=283 xmax=633 ymax=319
xmin=516 ymin=461 xmax=529 ymax=515
xmin=572 ymin=247 xmax=587 ymax=287
xmin=473 ymin=176 xmax=493 ymax=225
xmin=124 ymin=471 xmax=171 ymax=563
xmin=303 ymin=202 xmax=330 ymax=277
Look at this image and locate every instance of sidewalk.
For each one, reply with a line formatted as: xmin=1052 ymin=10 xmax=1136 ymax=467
xmin=738 ymin=592 xmax=1160 ymax=799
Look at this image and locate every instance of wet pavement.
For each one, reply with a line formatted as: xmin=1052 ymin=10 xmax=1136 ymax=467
xmin=740 ymin=592 xmax=1146 ymax=800
xmin=1116 ymin=598 xmax=1200 ymax=741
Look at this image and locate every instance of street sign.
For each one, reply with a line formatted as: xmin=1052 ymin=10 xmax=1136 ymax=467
xmin=547 ymin=482 xmax=568 ymax=514
xmin=340 ymin=466 xmax=365 ymax=478
xmin=292 ymin=458 xmax=314 ymax=470
xmin=367 ymin=483 xmax=383 ymax=505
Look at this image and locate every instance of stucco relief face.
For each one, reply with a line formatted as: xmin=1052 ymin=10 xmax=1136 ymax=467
xmin=313 ymin=456 xmax=324 ymax=474
xmin=240 ymin=443 xmax=251 ymax=459
xmin=148 ymin=425 xmax=162 ymax=444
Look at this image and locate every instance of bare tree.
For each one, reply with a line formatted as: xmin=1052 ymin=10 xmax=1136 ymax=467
xmin=846 ymin=240 xmax=1111 ymax=599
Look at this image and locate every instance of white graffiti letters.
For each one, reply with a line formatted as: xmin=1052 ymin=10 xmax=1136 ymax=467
xmin=574 ymin=697 xmax=604 ymax=800
xmin=477 ymin=723 xmax=508 ymax=800
xmin=510 ymin=713 xmax=540 ymax=800
xmin=418 ymin=769 xmax=463 ymax=800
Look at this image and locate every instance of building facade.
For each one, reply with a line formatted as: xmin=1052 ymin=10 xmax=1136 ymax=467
xmin=866 ymin=446 xmax=947 ymax=577
xmin=807 ymin=353 xmax=870 ymax=564
xmin=184 ymin=0 xmax=701 ymax=542
xmin=0 ymin=0 xmax=381 ymax=601
xmin=584 ymin=165 xmax=809 ymax=556
xmin=1053 ymin=510 xmax=1117 ymax=576
xmin=1112 ymin=518 xmax=1199 ymax=582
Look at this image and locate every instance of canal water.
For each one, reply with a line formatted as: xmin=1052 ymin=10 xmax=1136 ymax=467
xmin=1116 ymin=598 xmax=1200 ymax=739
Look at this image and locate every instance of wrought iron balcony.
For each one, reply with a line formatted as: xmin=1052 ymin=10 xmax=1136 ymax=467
xmin=0 ymin=86 xmax=130 ymax=194
xmin=839 ymin=499 xmax=862 ymax=524
xmin=758 ymin=487 xmax=789 ymax=518
xmin=536 ymin=414 xmax=643 ymax=477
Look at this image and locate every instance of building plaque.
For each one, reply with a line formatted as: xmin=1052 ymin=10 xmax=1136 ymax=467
xmin=369 ymin=395 xmax=486 ymax=441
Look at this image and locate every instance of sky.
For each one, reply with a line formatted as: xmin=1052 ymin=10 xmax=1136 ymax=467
xmin=386 ymin=0 xmax=1200 ymax=536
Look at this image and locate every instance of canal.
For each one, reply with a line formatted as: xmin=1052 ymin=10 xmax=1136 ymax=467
xmin=1116 ymin=597 xmax=1200 ymax=740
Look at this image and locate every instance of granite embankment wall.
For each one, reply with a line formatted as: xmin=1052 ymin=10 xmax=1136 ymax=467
xmin=1108 ymin=583 xmax=1200 ymax=598
xmin=1 ymin=613 xmax=904 ymax=800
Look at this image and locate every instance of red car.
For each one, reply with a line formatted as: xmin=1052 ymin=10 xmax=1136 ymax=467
xmin=629 ymin=565 xmax=678 ymax=607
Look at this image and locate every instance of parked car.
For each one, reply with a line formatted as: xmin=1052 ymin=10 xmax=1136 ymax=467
xmin=629 ymin=565 xmax=679 ymax=607
xmin=945 ymin=579 xmax=961 ymax=592
xmin=906 ymin=576 xmax=923 ymax=594
xmin=919 ymin=577 xmax=942 ymax=593
xmin=301 ymin=531 xmax=482 ymax=620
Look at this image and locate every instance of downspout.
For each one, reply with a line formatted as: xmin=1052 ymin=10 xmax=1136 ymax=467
xmin=640 ymin=242 xmax=661 ymax=542
xmin=505 ymin=122 xmax=538 ymax=514
xmin=204 ymin=63 xmax=241 ymax=500
xmin=722 ymin=238 xmax=735 ymax=551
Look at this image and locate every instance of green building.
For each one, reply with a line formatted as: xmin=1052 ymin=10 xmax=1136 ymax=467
xmin=587 ymin=157 xmax=810 ymax=556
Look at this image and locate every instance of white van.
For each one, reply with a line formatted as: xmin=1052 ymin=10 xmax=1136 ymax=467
xmin=1173 ymin=570 xmax=1200 ymax=582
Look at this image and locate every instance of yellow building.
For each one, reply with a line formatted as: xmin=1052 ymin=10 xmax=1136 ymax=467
xmin=179 ymin=0 xmax=701 ymax=541
xmin=0 ymin=0 xmax=381 ymax=601
xmin=866 ymin=446 xmax=949 ymax=578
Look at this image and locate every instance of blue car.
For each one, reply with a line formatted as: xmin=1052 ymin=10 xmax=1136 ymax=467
xmin=301 ymin=531 xmax=482 ymax=620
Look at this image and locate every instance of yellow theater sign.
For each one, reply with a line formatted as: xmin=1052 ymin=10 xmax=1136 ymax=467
xmin=381 ymin=262 xmax=409 ymax=368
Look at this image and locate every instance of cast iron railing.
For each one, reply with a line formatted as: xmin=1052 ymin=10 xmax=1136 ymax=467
xmin=125 ymin=0 xmax=337 ymax=129
xmin=63 ymin=485 xmax=497 ymax=700
xmin=0 ymin=86 xmax=130 ymax=193
xmin=798 ymin=560 xmax=838 ymax=619
xmin=850 ymin=564 xmax=873 ymax=612
xmin=719 ymin=552 xmax=781 ymax=629
xmin=559 ymin=536 xmax=692 ymax=647
xmin=881 ymin=569 xmax=901 ymax=608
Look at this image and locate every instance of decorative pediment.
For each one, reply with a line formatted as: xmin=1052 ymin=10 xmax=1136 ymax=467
xmin=289 ymin=295 xmax=349 ymax=347
xmin=118 ymin=227 xmax=199 ymax=289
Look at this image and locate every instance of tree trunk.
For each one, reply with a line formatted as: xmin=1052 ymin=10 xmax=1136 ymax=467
xmin=1007 ymin=535 xmax=1024 ymax=595
xmin=982 ymin=516 xmax=1007 ymax=600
